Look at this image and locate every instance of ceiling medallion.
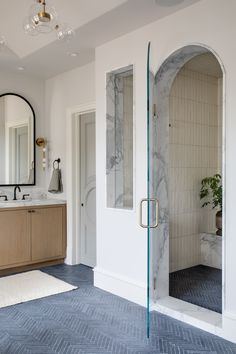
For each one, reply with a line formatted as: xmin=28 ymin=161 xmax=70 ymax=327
xmin=23 ymin=0 xmax=75 ymax=41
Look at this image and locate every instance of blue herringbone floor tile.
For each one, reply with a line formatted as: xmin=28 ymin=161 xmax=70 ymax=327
xmin=0 ymin=264 xmax=234 ymax=354
xmin=170 ymin=265 xmax=222 ymax=313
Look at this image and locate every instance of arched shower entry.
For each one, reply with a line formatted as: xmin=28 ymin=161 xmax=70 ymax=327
xmin=146 ymin=44 xmax=224 ymax=330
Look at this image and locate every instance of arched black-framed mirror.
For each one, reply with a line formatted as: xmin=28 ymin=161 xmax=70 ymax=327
xmin=0 ymin=93 xmax=36 ymax=186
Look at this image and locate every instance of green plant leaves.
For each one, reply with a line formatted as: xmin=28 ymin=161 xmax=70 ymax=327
xmin=199 ymin=174 xmax=222 ymax=210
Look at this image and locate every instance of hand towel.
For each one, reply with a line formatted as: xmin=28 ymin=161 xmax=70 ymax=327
xmin=28 ymin=168 xmax=34 ymax=184
xmin=48 ymin=168 xmax=63 ymax=193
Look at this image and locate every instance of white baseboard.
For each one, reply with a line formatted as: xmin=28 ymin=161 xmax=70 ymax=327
xmin=224 ymin=311 xmax=236 ymax=321
xmin=222 ymin=312 xmax=236 ymax=343
xmin=94 ymin=267 xmax=146 ymax=306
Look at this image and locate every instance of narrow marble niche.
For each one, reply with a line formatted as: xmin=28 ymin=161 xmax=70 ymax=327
xmin=106 ymin=65 xmax=134 ymax=209
xmin=150 ymin=45 xmax=224 ymax=314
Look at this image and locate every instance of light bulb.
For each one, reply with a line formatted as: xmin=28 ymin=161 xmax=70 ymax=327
xmin=0 ymin=35 xmax=6 ymax=51
xmin=23 ymin=17 xmax=38 ymax=36
xmin=56 ymin=23 xmax=75 ymax=42
xmin=0 ymin=35 xmax=6 ymax=46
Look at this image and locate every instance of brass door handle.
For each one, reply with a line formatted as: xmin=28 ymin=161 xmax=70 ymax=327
xmin=139 ymin=198 xmax=159 ymax=228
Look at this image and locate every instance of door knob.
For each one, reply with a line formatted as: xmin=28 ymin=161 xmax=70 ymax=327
xmin=81 ymin=203 xmax=84 ymax=207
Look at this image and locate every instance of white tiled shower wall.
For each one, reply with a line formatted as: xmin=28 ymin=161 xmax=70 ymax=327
xmin=169 ymin=67 xmax=222 ymax=272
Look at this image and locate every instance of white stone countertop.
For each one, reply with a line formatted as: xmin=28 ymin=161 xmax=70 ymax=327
xmin=0 ymin=199 xmax=66 ymax=208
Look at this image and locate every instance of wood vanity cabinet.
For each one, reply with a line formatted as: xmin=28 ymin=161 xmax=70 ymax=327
xmin=31 ymin=206 xmax=65 ymax=261
xmin=0 ymin=209 xmax=31 ymax=267
xmin=0 ymin=204 xmax=66 ymax=271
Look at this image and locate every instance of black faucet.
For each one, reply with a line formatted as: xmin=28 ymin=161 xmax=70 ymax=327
xmin=0 ymin=195 xmax=8 ymax=201
xmin=13 ymin=186 xmax=21 ymax=200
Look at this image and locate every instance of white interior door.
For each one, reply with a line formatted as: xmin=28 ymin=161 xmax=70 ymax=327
xmin=80 ymin=112 xmax=96 ymax=267
xmin=15 ymin=125 xmax=28 ymax=183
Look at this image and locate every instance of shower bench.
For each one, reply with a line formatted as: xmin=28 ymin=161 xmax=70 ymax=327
xmin=200 ymin=233 xmax=222 ymax=269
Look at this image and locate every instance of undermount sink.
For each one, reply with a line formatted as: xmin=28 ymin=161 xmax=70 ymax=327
xmin=1 ymin=199 xmax=30 ymax=203
xmin=0 ymin=199 xmax=66 ymax=208
xmin=0 ymin=200 xmax=30 ymax=207
xmin=0 ymin=202 xmax=20 ymax=207
xmin=0 ymin=199 xmax=34 ymax=207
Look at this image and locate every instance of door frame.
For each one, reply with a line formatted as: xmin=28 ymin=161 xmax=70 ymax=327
xmin=66 ymin=102 xmax=96 ymax=265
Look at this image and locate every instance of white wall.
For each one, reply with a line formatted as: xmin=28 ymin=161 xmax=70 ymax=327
xmin=5 ymin=95 xmax=32 ymax=125
xmin=0 ymin=62 xmax=95 ymax=263
xmin=95 ymin=0 xmax=236 ymax=342
xmin=0 ymin=64 xmax=95 ymax=195
xmin=169 ymin=67 xmax=221 ymax=272
xmin=0 ymin=69 xmax=45 ymax=189
xmin=45 ymin=62 xmax=95 ymax=200
xmin=45 ymin=63 xmax=95 ymax=266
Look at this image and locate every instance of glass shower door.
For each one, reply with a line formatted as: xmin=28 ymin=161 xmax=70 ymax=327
xmin=140 ymin=41 xmax=159 ymax=338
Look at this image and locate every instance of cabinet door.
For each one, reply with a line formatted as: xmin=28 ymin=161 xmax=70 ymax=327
xmin=31 ymin=206 xmax=66 ymax=261
xmin=0 ymin=209 xmax=31 ymax=267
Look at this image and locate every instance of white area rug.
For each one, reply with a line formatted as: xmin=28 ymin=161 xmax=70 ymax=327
xmin=0 ymin=270 xmax=77 ymax=308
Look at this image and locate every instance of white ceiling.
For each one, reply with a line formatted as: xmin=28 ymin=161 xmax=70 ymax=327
xmin=0 ymin=0 xmax=201 ymax=79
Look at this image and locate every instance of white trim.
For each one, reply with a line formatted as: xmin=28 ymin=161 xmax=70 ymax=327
xmin=94 ymin=267 xmax=146 ymax=307
xmin=5 ymin=120 xmax=28 ymax=128
xmin=66 ymin=102 xmax=96 ymax=265
xmin=222 ymin=315 xmax=236 ymax=343
xmin=224 ymin=311 xmax=236 ymax=321
xmin=152 ymin=296 xmax=222 ymax=337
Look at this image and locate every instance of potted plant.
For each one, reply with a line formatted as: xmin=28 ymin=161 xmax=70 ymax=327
xmin=199 ymin=174 xmax=222 ymax=236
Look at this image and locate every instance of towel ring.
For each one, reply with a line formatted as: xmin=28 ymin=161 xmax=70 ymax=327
xmin=53 ymin=158 xmax=61 ymax=170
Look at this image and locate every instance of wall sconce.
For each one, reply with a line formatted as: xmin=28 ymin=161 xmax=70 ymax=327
xmin=36 ymin=137 xmax=47 ymax=170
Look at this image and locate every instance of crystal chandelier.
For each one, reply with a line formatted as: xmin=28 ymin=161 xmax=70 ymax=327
xmin=23 ymin=0 xmax=75 ymax=41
